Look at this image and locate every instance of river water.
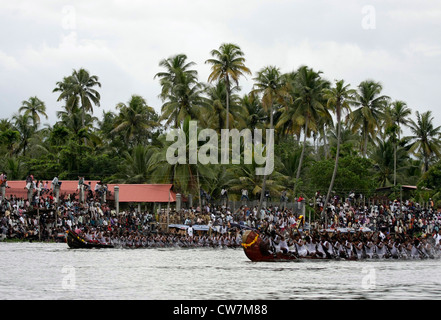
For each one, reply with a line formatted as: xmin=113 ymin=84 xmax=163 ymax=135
xmin=1 ymin=242 xmax=440 ymax=300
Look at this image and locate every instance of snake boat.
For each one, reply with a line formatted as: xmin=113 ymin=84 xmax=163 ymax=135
xmin=66 ymin=230 xmax=114 ymax=249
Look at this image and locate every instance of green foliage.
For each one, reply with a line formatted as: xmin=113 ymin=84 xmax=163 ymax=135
xmin=0 ymin=45 xmax=439 ymax=200
xmin=310 ymin=156 xmax=376 ymax=197
xmin=419 ymin=161 xmax=441 ymax=191
xmin=0 ymin=128 xmax=20 ymax=154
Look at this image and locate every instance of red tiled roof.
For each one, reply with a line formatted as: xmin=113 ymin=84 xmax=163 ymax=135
xmin=111 ymin=184 xmax=176 ymax=203
xmin=4 ymin=181 xmax=176 ymax=203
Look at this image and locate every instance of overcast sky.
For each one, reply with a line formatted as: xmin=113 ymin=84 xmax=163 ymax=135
xmin=1 ymin=0 xmax=440 ymax=130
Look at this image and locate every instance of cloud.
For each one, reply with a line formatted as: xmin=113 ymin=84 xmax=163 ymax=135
xmin=0 ymin=51 xmax=24 ymax=72
xmin=404 ymin=42 xmax=441 ymax=58
xmin=0 ymin=0 xmax=440 ymax=128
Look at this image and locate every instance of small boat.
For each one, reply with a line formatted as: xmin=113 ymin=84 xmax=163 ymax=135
xmin=66 ymin=230 xmax=114 ymax=249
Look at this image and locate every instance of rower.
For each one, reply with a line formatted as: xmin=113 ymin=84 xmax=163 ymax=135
xmin=279 ymin=235 xmax=289 ymax=254
xmin=365 ymin=239 xmax=375 ymax=259
xmin=304 ymin=236 xmax=317 ymax=257
xmin=315 ymin=236 xmax=327 ymax=258
xmin=375 ymin=240 xmax=386 ymax=259
xmin=322 ymin=237 xmax=335 ymax=258
xmin=333 ymin=238 xmax=345 ymax=259
xmin=433 ymin=230 xmax=441 ymax=246
xmin=389 ymin=240 xmax=399 ymax=259
xmin=354 ymin=240 xmax=365 ymax=260
xmin=344 ymin=239 xmax=354 ymax=259
xmin=423 ymin=238 xmax=435 ymax=259
xmin=295 ymin=237 xmax=309 ymax=257
xmin=395 ymin=241 xmax=404 ymax=259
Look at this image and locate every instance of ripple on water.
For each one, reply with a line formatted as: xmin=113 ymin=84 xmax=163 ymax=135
xmin=1 ymin=243 xmax=441 ymax=299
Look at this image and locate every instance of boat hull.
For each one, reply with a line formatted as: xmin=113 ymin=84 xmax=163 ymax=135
xmin=66 ymin=230 xmax=114 ymax=249
xmin=241 ymin=230 xmax=336 ymax=262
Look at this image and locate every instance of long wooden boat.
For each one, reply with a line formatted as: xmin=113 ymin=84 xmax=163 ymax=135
xmin=241 ymin=229 xmax=350 ymax=262
xmin=66 ymin=230 xmax=114 ymax=249
xmin=241 ymin=229 xmax=440 ymax=261
xmin=241 ymin=230 xmax=300 ymax=262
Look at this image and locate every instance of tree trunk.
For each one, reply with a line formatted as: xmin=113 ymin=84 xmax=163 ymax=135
xmin=395 ymin=129 xmax=402 ymax=186
xmin=196 ymin=166 xmax=202 ymax=210
xmin=394 ymin=141 xmax=397 ymax=186
xmin=322 ymin=105 xmax=341 ymax=226
xmin=363 ymin=120 xmax=368 ymax=158
xmin=323 ymin=124 xmax=329 ymax=159
xmin=170 ymin=164 xmax=176 ymax=185
xmin=424 ymin=154 xmax=429 ymax=173
xmin=257 ymin=104 xmax=273 ymax=215
xmin=293 ymin=117 xmax=309 ymax=198
xmin=225 ymin=75 xmax=230 ymax=131
xmin=223 ymin=75 xmax=230 ymax=164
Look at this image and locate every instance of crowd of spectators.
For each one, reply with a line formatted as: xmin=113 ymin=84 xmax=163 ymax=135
xmin=1 ymin=177 xmax=440 ymax=244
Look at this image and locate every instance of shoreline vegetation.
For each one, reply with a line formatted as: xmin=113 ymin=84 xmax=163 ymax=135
xmin=0 ymin=42 xmax=441 ymax=211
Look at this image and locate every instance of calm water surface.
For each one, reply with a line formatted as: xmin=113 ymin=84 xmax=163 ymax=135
xmin=1 ymin=242 xmax=440 ymax=300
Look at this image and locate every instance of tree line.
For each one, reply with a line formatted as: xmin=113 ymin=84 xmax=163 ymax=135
xmin=1 ymin=43 xmax=440 ymax=206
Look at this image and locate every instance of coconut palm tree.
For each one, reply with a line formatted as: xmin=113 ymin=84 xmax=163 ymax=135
xmin=241 ymin=93 xmax=267 ymax=132
xmin=155 ymin=54 xmax=204 ymax=128
xmin=203 ymin=81 xmax=245 ymax=131
xmin=314 ymin=111 xmax=334 ymax=160
xmin=53 ymin=68 xmax=101 ymax=128
xmin=385 ymin=100 xmax=412 ymax=185
xmin=348 ymin=80 xmax=390 ymax=157
xmin=56 ymin=106 xmax=100 ymax=149
xmin=115 ymin=144 xmax=156 ymax=184
xmin=158 ymin=70 xmax=207 ymax=128
xmin=12 ymin=113 xmax=35 ymax=157
xmin=155 ymin=53 xmax=198 ymax=101
xmin=290 ymin=66 xmax=330 ymax=197
xmin=371 ymin=138 xmax=410 ymax=187
xmin=147 ymin=117 xmax=217 ymax=208
xmin=327 ymin=122 xmax=359 ymax=157
xmin=252 ymin=66 xmax=290 ymax=127
xmin=408 ymin=110 xmax=441 ymax=173
xmin=321 ymin=79 xmax=356 ymax=216
xmin=112 ymin=95 xmax=159 ymax=146
xmin=19 ymin=96 xmax=48 ymax=128
xmin=251 ymin=66 xmax=290 ymax=212
xmin=0 ymin=128 xmax=20 ymax=156
xmin=1 ymin=157 xmax=24 ymax=180
xmin=205 ymin=43 xmax=251 ymax=131
xmin=53 ymin=76 xmax=79 ymax=115
xmin=388 ymin=101 xmax=412 ymax=140
xmin=274 ymin=71 xmax=301 ymax=139
xmin=226 ymin=154 xmax=287 ymax=204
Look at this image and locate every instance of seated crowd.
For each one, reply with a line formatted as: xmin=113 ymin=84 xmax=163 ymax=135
xmin=1 ymin=178 xmax=441 ymax=258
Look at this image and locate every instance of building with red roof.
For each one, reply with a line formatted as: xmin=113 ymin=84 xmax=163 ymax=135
xmin=3 ymin=181 xmax=177 ymax=204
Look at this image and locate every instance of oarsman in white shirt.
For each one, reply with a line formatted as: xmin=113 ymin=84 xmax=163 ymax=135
xmin=433 ymin=230 xmax=441 ymax=245
xmin=187 ymin=224 xmax=194 ymax=238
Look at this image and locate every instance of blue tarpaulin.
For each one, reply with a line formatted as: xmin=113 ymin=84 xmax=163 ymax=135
xmin=168 ymin=224 xmax=211 ymax=231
